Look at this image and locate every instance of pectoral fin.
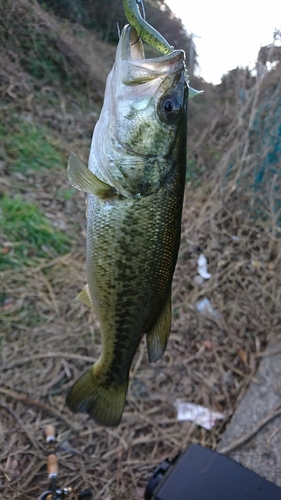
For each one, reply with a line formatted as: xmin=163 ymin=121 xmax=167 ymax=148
xmin=146 ymin=292 xmax=171 ymax=363
xmin=67 ymin=153 xmax=116 ymax=199
xmin=76 ymin=284 xmax=92 ymax=308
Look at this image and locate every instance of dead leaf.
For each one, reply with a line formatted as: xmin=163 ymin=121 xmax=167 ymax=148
xmin=202 ymin=340 xmax=213 ymax=350
xmin=238 ymin=349 xmax=248 ymax=367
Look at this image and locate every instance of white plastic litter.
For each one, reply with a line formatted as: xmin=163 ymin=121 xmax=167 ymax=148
xmin=197 ymin=254 xmax=212 ymax=279
xmin=174 ymin=400 xmax=224 ymax=430
xmin=196 ymin=298 xmax=221 ymax=319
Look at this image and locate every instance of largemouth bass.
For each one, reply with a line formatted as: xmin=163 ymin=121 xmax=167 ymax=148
xmin=66 ymin=25 xmax=188 ymax=427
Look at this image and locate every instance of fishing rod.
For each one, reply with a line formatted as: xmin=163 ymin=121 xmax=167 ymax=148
xmin=37 ymin=425 xmax=92 ymax=500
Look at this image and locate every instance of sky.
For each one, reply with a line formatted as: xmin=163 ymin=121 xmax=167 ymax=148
xmin=166 ymin=0 xmax=281 ymax=84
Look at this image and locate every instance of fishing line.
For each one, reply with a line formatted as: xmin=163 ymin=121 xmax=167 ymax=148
xmin=116 ymin=22 xmax=121 ymax=39
xmin=136 ymin=0 xmax=146 ymax=21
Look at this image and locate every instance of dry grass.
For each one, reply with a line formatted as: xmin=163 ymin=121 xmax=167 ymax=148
xmin=1 ymin=1 xmax=281 ymax=498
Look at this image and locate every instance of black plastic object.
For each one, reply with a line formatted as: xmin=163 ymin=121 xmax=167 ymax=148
xmin=38 ymin=487 xmax=92 ymax=499
xmin=145 ymin=444 xmax=281 ymax=500
xmin=78 ymin=490 xmax=93 ymax=499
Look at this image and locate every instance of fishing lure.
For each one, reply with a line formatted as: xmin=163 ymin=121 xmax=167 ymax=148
xmin=123 ymin=0 xmax=174 ymax=54
xmin=123 ymin=0 xmax=203 ymax=98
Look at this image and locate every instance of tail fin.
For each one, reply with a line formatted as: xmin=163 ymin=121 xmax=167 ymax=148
xmin=66 ymin=368 xmax=128 ymax=427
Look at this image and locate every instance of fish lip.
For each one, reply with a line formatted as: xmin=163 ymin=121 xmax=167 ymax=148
xmin=119 ymin=24 xmax=185 ymax=72
xmin=120 ymin=24 xmax=145 ymax=62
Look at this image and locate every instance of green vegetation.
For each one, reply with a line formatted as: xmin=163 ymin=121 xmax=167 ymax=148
xmin=22 ymin=30 xmax=67 ymax=82
xmin=186 ymin=158 xmax=204 ymax=186
xmin=0 ymin=7 xmax=70 ymax=85
xmin=0 ymin=121 xmax=63 ymax=173
xmin=0 ymin=195 xmax=70 ymax=270
xmin=61 ymin=187 xmax=77 ymax=200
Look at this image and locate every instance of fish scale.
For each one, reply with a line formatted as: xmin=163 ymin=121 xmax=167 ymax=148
xmin=90 ymin=169 xmax=183 ymax=370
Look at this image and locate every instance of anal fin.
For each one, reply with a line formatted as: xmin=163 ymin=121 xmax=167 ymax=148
xmin=146 ymin=292 xmax=171 ymax=363
xmin=76 ymin=284 xmax=92 ymax=308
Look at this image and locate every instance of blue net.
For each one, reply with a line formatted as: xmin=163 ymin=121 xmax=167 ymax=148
xmin=224 ymin=71 xmax=281 ymax=228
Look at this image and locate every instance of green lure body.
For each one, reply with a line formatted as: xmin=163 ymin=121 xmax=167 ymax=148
xmin=123 ymin=0 xmax=174 ymax=54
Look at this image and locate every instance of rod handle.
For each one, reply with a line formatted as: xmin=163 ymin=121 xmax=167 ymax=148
xmin=47 ymin=452 xmax=58 ymax=478
xmin=45 ymin=425 xmax=56 ymax=442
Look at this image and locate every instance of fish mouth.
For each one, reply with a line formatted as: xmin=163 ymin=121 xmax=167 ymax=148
xmin=118 ymin=25 xmax=185 ymax=80
xmin=121 ymin=24 xmax=145 ymax=62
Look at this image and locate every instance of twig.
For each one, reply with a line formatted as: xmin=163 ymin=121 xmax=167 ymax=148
xmin=29 ymin=253 xmax=73 ymax=273
xmin=0 ymin=402 xmax=40 ymax=450
xmin=17 ymin=459 xmax=46 ymax=491
xmin=0 ymin=387 xmax=78 ymax=432
xmin=219 ymin=404 xmax=281 ymax=454
xmin=2 ymin=352 xmax=95 ymax=370
xmin=256 ymin=348 xmax=281 ymax=358
xmin=222 ymin=361 xmax=259 ymax=384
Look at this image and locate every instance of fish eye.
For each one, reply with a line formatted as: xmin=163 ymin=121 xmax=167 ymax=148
xmin=159 ymin=94 xmax=181 ymax=121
